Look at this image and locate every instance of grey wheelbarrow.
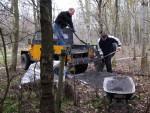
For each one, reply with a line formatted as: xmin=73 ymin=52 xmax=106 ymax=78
xmin=103 ymin=76 xmax=135 ymax=103
xmin=103 ymin=76 xmax=136 ymax=113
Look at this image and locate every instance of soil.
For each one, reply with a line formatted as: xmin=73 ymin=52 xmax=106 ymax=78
xmin=0 ymin=56 xmax=150 ymax=113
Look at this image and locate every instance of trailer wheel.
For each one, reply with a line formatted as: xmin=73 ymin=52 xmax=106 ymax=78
xmin=21 ymin=53 xmax=31 ymax=70
xmin=70 ymin=64 xmax=88 ymax=74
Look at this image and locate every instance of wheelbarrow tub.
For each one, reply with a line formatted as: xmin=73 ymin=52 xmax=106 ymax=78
xmin=103 ymin=76 xmax=135 ymax=100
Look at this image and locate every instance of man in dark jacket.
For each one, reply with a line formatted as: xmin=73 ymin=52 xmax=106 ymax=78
xmin=53 ymin=8 xmax=75 ymax=45
xmin=98 ymin=31 xmax=121 ymax=73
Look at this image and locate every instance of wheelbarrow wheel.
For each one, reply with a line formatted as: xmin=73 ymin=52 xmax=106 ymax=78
xmin=70 ymin=64 xmax=88 ymax=74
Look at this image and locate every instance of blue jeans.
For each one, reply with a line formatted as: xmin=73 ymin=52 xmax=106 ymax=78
xmin=53 ymin=23 xmax=65 ymax=45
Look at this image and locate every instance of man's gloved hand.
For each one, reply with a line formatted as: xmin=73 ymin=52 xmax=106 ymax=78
xmin=67 ymin=25 xmax=75 ymax=33
xmin=116 ymin=47 xmax=121 ymax=52
xmin=72 ymin=28 xmax=75 ymax=33
xmin=69 ymin=27 xmax=75 ymax=33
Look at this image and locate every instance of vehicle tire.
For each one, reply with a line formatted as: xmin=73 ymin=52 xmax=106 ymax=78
xmin=94 ymin=59 xmax=104 ymax=72
xmin=21 ymin=53 xmax=31 ymax=70
xmin=70 ymin=64 xmax=88 ymax=74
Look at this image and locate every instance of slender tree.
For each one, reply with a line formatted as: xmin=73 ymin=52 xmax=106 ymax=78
xmin=10 ymin=0 xmax=19 ymax=71
xmin=94 ymin=0 xmax=103 ymax=36
xmin=78 ymin=0 xmax=86 ymax=23
xmin=0 ymin=28 xmax=10 ymax=113
xmin=31 ymin=0 xmax=38 ymax=32
xmin=141 ymin=0 xmax=149 ymax=75
xmin=114 ymin=0 xmax=119 ymax=36
xmin=40 ymin=0 xmax=54 ymax=112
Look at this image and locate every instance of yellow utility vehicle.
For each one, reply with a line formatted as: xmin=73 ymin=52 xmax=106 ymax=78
xmin=21 ymin=28 xmax=98 ymax=74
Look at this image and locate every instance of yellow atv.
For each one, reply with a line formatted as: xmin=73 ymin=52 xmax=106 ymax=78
xmin=21 ymin=28 xmax=96 ymax=74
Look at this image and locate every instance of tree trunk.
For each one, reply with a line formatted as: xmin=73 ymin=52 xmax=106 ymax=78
xmin=85 ymin=0 xmax=91 ymax=24
xmin=10 ymin=0 xmax=19 ymax=71
xmin=141 ymin=0 xmax=148 ymax=75
xmin=85 ymin=0 xmax=91 ymax=42
xmin=78 ymin=0 xmax=86 ymax=23
xmin=114 ymin=0 xmax=119 ymax=36
xmin=40 ymin=0 xmax=54 ymax=113
xmin=31 ymin=0 xmax=40 ymax=32
xmin=0 ymin=29 xmax=10 ymax=113
xmin=97 ymin=0 xmax=103 ymax=35
xmin=126 ymin=0 xmax=132 ymax=45
xmin=0 ymin=105 xmax=2 ymax=113
xmin=55 ymin=53 xmax=65 ymax=113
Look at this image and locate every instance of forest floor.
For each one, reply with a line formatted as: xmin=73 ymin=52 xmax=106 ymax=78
xmin=0 ymin=47 xmax=150 ymax=113
xmin=61 ymin=50 xmax=150 ymax=113
xmin=62 ymin=57 xmax=150 ymax=113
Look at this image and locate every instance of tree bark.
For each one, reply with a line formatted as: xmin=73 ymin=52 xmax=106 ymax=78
xmin=78 ymin=0 xmax=86 ymax=23
xmin=31 ymin=0 xmax=40 ymax=32
xmin=96 ymin=0 xmax=103 ymax=35
xmin=55 ymin=53 xmax=65 ymax=113
xmin=114 ymin=0 xmax=119 ymax=36
xmin=40 ymin=0 xmax=54 ymax=113
xmin=0 ymin=28 xmax=10 ymax=113
xmin=141 ymin=0 xmax=148 ymax=75
xmin=10 ymin=0 xmax=19 ymax=71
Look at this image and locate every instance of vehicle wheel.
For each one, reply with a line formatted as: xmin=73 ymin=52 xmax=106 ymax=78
xmin=70 ymin=64 xmax=88 ymax=74
xmin=21 ymin=53 xmax=31 ymax=70
xmin=94 ymin=59 xmax=104 ymax=72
